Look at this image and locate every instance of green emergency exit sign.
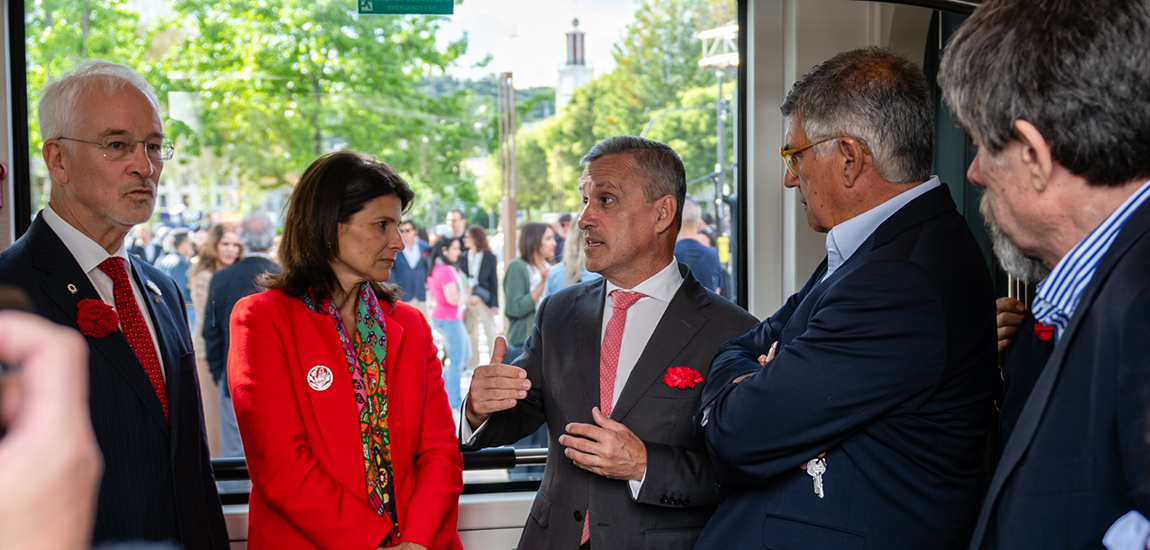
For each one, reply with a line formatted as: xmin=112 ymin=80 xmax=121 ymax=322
xmin=358 ymin=0 xmax=453 ymax=14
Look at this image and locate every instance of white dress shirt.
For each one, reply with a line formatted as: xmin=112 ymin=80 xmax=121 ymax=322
xmin=402 ymin=240 xmax=422 ymax=269
xmin=462 ymin=259 xmax=683 ymax=496
xmin=42 ymin=204 xmax=167 ymax=381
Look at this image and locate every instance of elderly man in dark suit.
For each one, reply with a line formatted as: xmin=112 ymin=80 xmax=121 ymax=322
xmin=0 ymin=59 xmax=228 ymax=548
xmin=462 ymin=135 xmax=758 ymax=550
xmin=203 ymin=214 xmax=280 ymax=468
xmin=696 ymin=48 xmax=997 ymax=550
xmin=939 ymin=1 xmax=1150 ymax=548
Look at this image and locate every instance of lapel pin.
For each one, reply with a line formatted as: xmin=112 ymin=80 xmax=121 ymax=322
xmin=308 ymin=365 xmax=333 ymax=391
xmin=145 ymin=280 xmax=162 ymax=297
xmin=67 ymin=283 xmax=78 ymax=294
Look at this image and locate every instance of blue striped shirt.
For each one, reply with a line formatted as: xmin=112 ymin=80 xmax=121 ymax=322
xmin=1032 ymin=180 xmax=1150 ymax=340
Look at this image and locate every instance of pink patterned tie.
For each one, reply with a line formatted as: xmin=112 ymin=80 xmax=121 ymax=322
xmin=99 ymin=257 xmax=169 ymax=422
xmin=581 ymin=289 xmax=645 ymax=546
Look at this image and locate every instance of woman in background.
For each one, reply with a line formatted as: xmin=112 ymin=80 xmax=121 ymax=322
xmin=188 ymin=223 xmax=241 ymax=458
xmin=427 ymin=236 xmax=470 ymax=409
xmin=502 ymin=222 xmax=555 ymax=361
xmin=228 ymin=151 xmax=462 ymax=550
xmin=542 ymin=213 xmax=600 ymax=299
xmin=463 ymin=225 xmax=499 ymax=371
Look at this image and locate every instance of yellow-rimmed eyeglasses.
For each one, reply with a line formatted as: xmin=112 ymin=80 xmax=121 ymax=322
xmin=56 ymin=136 xmax=175 ymax=162
xmin=779 ymin=136 xmax=871 ymax=178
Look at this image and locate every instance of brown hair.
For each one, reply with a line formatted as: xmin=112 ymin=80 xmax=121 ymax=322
xmin=189 ymin=223 xmax=241 ymax=277
xmin=261 ymin=151 xmax=415 ymax=305
xmin=519 ymin=222 xmax=550 ymax=268
xmin=465 ymin=225 xmax=490 ymax=253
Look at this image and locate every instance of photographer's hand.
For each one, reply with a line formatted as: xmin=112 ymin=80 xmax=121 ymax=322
xmin=0 ymin=311 xmax=102 ymax=550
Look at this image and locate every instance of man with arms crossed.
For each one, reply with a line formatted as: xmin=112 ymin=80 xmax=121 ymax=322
xmin=939 ymin=1 xmax=1150 ymax=548
xmin=696 ymin=48 xmax=997 ymax=549
xmin=0 ymin=60 xmax=228 ymax=548
xmin=462 ymin=136 xmax=757 ymax=549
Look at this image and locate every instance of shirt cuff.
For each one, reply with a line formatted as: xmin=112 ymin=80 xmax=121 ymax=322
xmin=459 ymin=396 xmax=488 ymax=445
xmin=628 ymin=469 xmax=647 ymax=500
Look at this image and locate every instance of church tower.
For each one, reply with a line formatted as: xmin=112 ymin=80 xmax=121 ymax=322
xmin=556 ymin=18 xmax=594 ymax=113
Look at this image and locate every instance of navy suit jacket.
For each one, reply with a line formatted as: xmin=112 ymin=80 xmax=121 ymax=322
xmin=0 ymin=214 xmax=228 ymax=548
xmin=970 ymin=199 xmax=1150 ymax=550
xmin=997 ymin=311 xmax=1055 ymax=454
xmin=203 ymin=255 xmax=280 ymax=389
xmin=389 ymin=240 xmax=430 ymax=302
xmin=697 ymin=185 xmax=997 ymax=550
xmin=674 ymin=239 xmax=723 ymax=292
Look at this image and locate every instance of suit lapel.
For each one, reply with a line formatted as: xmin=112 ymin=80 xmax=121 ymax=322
xmin=571 ymin=281 xmax=607 ymax=416
xmin=971 ymin=200 xmax=1150 ymax=546
xmin=382 ymin=308 xmax=407 ymax=469
xmin=28 ymin=219 xmax=170 ymax=432
xmin=612 ymin=268 xmax=707 ymax=422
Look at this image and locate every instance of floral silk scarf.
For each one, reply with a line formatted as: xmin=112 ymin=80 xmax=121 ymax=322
xmin=304 ymin=283 xmax=400 ymax=545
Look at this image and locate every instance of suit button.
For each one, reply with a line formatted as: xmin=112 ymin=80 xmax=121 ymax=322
xmin=660 ymin=496 xmax=669 ymax=504
xmin=574 ymin=510 xmax=583 ymax=522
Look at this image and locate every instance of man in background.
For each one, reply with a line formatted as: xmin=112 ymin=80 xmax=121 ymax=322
xmin=674 ymin=199 xmax=723 ymax=293
xmin=128 ymin=226 xmax=162 ymax=265
xmin=204 ymin=215 xmax=280 ymax=474
xmin=388 ymin=220 xmax=430 ymax=313
xmin=553 ymin=213 xmax=571 ymax=262
xmin=158 ymin=228 xmax=195 ymax=328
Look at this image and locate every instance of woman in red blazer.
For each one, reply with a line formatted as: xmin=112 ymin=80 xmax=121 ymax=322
xmin=228 ymin=151 xmax=463 ymax=550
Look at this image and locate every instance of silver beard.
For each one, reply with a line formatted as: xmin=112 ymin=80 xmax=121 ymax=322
xmin=980 ymin=192 xmax=1051 ymax=284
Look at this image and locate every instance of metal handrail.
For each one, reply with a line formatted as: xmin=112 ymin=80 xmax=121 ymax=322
xmin=210 ymin=448 xmax=550 ymax=481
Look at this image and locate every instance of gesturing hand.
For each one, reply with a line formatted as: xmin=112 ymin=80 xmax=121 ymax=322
xmin=559 ymin=407 xmax=647 ymax=481
xmin=464 ymin=336 xmax=530 ymax=429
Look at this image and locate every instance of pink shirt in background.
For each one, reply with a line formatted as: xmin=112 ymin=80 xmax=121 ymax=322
xmin=428 ymin=263 xmax=466 ymax=321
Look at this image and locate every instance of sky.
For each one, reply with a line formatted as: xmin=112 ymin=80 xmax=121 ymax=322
xmin=435 ymin=0 xmax=641 ymax=88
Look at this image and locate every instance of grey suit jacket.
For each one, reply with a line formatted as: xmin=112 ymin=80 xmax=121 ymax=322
xmin=463 ymin=264 xmax=758 ymax=550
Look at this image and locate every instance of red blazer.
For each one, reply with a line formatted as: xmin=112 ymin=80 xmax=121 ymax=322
xmin=228 ymin=288 xmax=463 ymax=550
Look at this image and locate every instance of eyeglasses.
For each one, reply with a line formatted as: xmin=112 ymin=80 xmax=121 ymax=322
xmin=56 ymin=136 xmax=175 ymax=162
xmin=779 ymin=135 xmax=871 ymax=178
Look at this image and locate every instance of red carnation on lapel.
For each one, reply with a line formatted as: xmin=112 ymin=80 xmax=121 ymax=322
xmin=664 ymin=366 xmax=704 ymax=389
xmin=77 ymin=298 xmax=119 ymax=338
xmin=1033 ymin=322 xmax=1054 ymax=342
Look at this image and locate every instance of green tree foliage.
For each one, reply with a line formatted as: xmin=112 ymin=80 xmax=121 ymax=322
xmin=161 ymin=0 xmax=481 ymax=202
xmin=495 ymin=0 xmax=738 ymax=218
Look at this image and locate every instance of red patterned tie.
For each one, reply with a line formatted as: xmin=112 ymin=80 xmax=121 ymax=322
xmin=581 ymin=289 xmax=646 ymax=546
xmin=99 ymin=257 xmax=169 ymax=422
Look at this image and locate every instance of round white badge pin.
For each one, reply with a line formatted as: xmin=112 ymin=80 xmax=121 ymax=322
xmin=307 ymin=365 xmax=333 ymax=391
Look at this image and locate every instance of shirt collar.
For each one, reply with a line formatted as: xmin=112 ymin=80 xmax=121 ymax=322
xmin=824 ymin=176 xmax=940 ymax=279
xmin=41 ymin=203 xmax=131 ymax=274
xmin=1032 ymin=179 xmax=1150 ymax=336
xmin=604 ymin=258 xmax=683 ymax=305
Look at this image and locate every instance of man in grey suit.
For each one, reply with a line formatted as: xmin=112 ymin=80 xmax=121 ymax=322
xmin=462 ymin=135 xmax=758 ymax=550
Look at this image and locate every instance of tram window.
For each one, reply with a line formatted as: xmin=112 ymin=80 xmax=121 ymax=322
xmin=19 ymin=0 xmax=742 ymax=492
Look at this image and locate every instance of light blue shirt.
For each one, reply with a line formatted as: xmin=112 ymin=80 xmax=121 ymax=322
xmin=821 ymin=176 xmax=941 ymax=282
xmin=1032 ymin=179 xmax=1150 ymax=340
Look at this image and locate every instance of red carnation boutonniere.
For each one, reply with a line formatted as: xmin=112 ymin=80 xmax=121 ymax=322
xmin=1033 ymin=322 xmax=1055 ymax=342
xmin=77 ymin=298 xmax=119 ymax=338
xmin=663 ymin=366 xmax=704 ymax=389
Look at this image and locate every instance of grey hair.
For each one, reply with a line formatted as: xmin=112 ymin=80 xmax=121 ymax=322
xmin=38 ymin=59 xmax=160 ymax=148
xmin=681 ymin=199 xmax=702 ymax=227
xmin=581 ymin=135 xmax=687 ymax=230
xmin=781 ymin=47 xmax=933 ymax=184
xmin=939 ymin=0 xmax=1150 ymax=186
xmin=238 ymin=215 xmax=277 ymax=253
